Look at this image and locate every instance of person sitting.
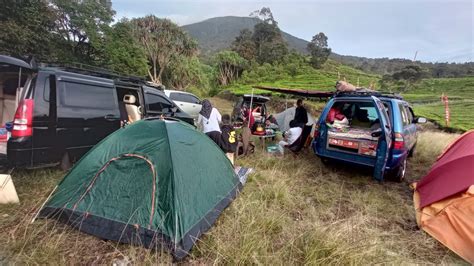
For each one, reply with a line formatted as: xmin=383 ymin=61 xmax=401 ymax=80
xmin=278 ymin=120 xmax=302 ymax=155
xmin=265 ymin=114 xmax=279 ymax=130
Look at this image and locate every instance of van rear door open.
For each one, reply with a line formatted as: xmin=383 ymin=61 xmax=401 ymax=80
xmin=372 ymin=96 xmax=392 ymax=181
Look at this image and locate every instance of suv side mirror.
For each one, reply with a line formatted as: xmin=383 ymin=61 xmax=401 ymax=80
xmin=415 ymin=117 xmax=427 ymax=124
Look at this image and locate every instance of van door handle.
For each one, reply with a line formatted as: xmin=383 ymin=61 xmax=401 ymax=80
xmin=104 ymin=114 xmax=119 ymax=121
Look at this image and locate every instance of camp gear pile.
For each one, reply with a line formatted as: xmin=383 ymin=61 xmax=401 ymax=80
xmin=39 ymin=119 xmax=241 ymax=260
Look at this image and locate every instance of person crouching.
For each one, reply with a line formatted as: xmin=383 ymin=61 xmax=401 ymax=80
xmin=278 ymin=120 xmax=302 ymax=155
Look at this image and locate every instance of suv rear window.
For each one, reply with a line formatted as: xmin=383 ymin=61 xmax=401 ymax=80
xmin=169 ymin=92 xmax=200 ymax=104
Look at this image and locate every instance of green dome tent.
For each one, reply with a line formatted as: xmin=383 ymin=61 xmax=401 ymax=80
xmin=38 ymin=119 xmax=241 ymax=260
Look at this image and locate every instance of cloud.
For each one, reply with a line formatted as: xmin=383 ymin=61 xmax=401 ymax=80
xmin=112 ymin=0 xmax=473 ymax=62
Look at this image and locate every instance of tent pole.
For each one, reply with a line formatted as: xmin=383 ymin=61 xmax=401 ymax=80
xmin=248 ymin=88 xmax=254 ymax=128
xmin=31 ymin=185 xmax=58 ymax=224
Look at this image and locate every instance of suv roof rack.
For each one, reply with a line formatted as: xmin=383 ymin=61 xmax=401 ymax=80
xmin=335 ymin=89 xmax=403 ymax=100
xmin=39 ymin=62 xmax=145 ymax=84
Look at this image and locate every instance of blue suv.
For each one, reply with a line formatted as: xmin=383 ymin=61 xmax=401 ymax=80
xmin=312 ymin=91 xmax=426 ymax=181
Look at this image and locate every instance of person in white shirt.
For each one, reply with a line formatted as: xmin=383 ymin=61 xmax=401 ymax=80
xmin=197 ymin=99 xmax=222 ymax=142
xmin=278 ymin=120 xmax=302 ymax=154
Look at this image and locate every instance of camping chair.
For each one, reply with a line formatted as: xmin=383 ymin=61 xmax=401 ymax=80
xmin=236 ymin=127 xmax=255 ymax=157
xmin=285 ymin=135 xmax=304 ymax=157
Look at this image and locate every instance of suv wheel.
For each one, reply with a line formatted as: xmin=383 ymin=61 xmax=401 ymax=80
xmin=389 ymin=157 xmax=407 ymax=182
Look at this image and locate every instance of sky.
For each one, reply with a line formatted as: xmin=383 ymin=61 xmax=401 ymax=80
xmin=113 ymin=0 xmax=473 ymax=63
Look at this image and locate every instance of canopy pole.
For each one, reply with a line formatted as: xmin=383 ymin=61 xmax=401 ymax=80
xmin=248 ymin=88 xmax=254 ymax=128
xmin=17 ymin=67 xmax=22 ymax=89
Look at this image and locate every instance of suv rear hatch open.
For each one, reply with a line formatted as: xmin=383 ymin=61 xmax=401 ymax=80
xmin=315 ymin=96 xmax=392 ymax=180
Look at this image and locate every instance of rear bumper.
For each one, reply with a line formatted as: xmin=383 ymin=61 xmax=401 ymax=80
xmin=312 ymin=140 xmax=376 ymax=167
xmin=7 ymin=137 xmax=33 ymax=167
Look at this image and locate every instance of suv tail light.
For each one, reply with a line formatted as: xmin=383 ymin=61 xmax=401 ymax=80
xmin=393 ymin=132 xmax=404 ymax=150
xmin=12 ymin=99 xmax=34 ymax=138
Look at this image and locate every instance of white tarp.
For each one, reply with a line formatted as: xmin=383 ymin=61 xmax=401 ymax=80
xmin=0 ymin=174 xmax=19 ymax=204
xmin=274 ymin=107 xmax=315 ymax=132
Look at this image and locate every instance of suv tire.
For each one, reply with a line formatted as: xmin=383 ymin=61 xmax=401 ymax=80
xmin=387 ymin=157 xmax=407 ymax=182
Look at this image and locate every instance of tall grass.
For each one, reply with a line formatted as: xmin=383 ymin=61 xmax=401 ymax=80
xmin=0 ymin=99 xmax=466 ymax=264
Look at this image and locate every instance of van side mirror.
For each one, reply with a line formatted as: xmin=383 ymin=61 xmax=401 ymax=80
xmin=415 ymin=117 xmax=427 ymax=124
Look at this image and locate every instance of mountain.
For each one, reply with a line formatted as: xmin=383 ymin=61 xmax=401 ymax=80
xmin=183 ymin=16 xmax=473 ymax=78
xmin=182 ymin=16 xmax=309 ymax=57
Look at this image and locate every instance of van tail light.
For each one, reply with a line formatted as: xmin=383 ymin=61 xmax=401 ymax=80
xmin=393 ymin=132 xmax=405 ymax=150
xmin=12 ymin=99 xmax=34 ymax=138
xmin=313 ymin=124 xmax=320 ymax=138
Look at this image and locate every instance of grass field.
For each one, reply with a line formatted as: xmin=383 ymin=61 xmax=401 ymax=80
xmin=0 ymin=98 xmax=467 ymax=264
xmin=226 ymin=59 xmax=380 ymax=96
xmin=220 ymin=62 xmax=474 ymax=131
xmin=414 ymin=100 xmax=474 ymax=132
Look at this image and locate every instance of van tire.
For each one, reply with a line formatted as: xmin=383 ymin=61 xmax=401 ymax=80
xmin=60 ymin=152 xmax=72 ymax=171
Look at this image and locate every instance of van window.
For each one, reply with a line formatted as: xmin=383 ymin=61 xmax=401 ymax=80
xmin=146 ymin=93 xmax=173 ymax=113
xmin=59 ymin=81 xmax=116 ymax=110
xmin=43 ymin=77 xmax=50 ymax=102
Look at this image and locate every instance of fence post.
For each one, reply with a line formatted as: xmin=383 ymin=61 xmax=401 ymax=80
xmin=441 ymin=93 xmax=450 ymax=127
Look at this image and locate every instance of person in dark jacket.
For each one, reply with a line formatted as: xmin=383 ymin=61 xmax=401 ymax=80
xmin=294 ymin=99 xmax=308 ymax=127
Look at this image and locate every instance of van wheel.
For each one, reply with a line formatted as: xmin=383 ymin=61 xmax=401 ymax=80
xmin=388 ymin=157 xmax=407 ymax=182
xmin=60 ymin=152 xmax=72 ymax=171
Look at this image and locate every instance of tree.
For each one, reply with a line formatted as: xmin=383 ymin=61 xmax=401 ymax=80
xmin=0 ymin=0 xmax=56 ymax=60
xmin=131 ymin=16 xmax=197 ymax=84
xmin=307 ymin=32 xmax=331 ymax=69
xmin=250 ymin=8 xmax=288 ymax=64
xmin=231 ymin=29 xmax=256 ymax=61
xmin=104 ymin=20 xmax=148 ymax=77
xmin=213 ymin=51 xmax=246 ymax=86
xmin=163 ymin=55 xmax=209 ymax=91
xmin=50 ymin=0 xmax=115 ymax=64
xmin=392 ymin=65 xmax=425 ymax=81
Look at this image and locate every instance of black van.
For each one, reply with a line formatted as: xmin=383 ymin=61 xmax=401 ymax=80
xmin=0 ymin=55 xmax=193 ymax=169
